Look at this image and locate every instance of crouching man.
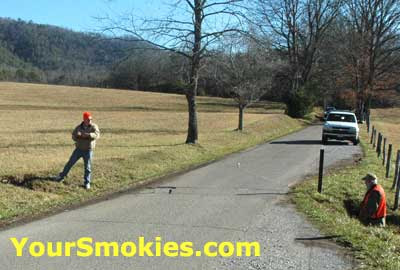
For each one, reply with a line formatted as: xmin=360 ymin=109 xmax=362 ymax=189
xmin=359 ymin=173 xmax=387 ymax=227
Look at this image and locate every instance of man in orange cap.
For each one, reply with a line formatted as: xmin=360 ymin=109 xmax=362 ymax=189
xmin=359 ymin=173 xmax=387 ymax=226
xmin=54 ymin=112 xmax=100 ymax=189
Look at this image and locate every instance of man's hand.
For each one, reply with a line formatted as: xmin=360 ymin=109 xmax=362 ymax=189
xmin=81 ymin=133 xmax=90 ymax=139
xmin=76 ymin=131 xmax=90 ymax=139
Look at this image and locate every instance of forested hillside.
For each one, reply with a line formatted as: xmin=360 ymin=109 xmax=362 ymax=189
xmin=0 ymin=18 xmax=199 ymax=95
xmin=0 ymin=18 xmax=131 ymax=86
xmin=1 ymin=3 xmax=400 ymax=112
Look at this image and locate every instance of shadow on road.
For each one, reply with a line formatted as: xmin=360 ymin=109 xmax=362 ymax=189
xmin=271 ymin=140 xmax=322 ymax=145
xmin=295 ymin=235 xmax=341 ymax=241
xmin=271 ymin=140 xmax=350 ymax=146
xmin=323 ymin=141 xmax=352 ymax=146
xmin=236 ymin=192 xmax=291 ymax=196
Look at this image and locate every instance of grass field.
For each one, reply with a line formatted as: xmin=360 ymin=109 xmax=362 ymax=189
xmin=0 ymin=82 xmax=304 ymax=225
xmin=293 ymin=109 xmax=400 ymax=270
xmin=369 ymin=108 xmax=400 ymax=151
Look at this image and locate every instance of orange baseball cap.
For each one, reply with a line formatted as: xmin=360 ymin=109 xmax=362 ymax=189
xmin=83 ymin=111 xmax=92 ymax=120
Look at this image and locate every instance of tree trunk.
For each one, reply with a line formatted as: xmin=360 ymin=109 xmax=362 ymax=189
xmin=185 ymin=0 xmax=202 ymax=144
xmin=238 ymin=106 xmax=244 ymax=131
xmin=186 ymin=90 xmax=198 ymax=143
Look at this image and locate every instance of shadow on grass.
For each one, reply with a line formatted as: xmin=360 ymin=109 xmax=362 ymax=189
xmin=197 ymin=102 xmax=235 ymax=107
xmin=343 ymin=199 xmax=360 ymax=218
xmin=1 ymin=174 xmax=55 ymax=190
xmin=0 ymin=144 xmax=70 ymax=149
xmin=135 ymin=143 xmax=186 ymax=148
xmin=35 ymin=129 xmax=71 ymax=134
xmin=107 ymin=143 xmax=185 ymax=148
xmin=0 ymin=104 xmax=184 ymax=112
xmin=386 ymin=214 xmax=400 ymax=226
xmin=343 ymin=199 xmax=400 ymax=228
xmin=101 ymin=128 xmax=186 ymax=135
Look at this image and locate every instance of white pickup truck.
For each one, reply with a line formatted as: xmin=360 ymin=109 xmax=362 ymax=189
xmin=322 ymin=111 xmax=360 ymax=145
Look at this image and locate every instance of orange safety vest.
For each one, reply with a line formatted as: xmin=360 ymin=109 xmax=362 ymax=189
xmin=361 ymin=184 xmax=387 ymax=219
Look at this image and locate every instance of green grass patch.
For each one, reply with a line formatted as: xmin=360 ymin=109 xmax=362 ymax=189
xmin=292 ymin=126 xmax=400 ymax=270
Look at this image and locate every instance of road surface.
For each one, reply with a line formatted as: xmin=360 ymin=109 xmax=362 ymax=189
xmin=0 ymin=124 xmax=362 ymax=269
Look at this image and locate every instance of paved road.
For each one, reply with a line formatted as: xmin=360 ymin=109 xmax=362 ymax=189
xmin=0 ymin=124 xmax=362 ymax=270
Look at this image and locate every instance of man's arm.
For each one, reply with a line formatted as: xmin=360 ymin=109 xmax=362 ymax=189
xmin=82 ymin=124 xmax=100 ymax=140
xmin=71 ymin=125 xmax=80 ymax=141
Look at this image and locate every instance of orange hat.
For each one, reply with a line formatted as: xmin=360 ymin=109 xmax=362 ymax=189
xmin=83 ymin=111 xmax=92 ymax=120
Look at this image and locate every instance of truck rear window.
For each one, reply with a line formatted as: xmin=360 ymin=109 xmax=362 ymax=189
xmin=327 ymin=113 xmax=356 ymax=123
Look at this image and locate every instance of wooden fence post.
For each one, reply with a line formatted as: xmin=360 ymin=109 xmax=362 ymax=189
xmin=373 ymin=129 xmax=377 ymax=148
xmin=394 ymin=174 xmax=400 ymax=210
xmin=386 ymin=144 xmax=392 ymax=178
xmin=377 ymin=133 xmax=382 ymax=157
xmin=318 ymin=149 xmax=324 ymax=193
xmin=382 ymin=138 xmax=387 ymax=165
xmin=366 ymin=112 xmax=370 ymax=133
xmin=392 ymin=150 xmax=400 ymax=189
xmin=370 ymin=126 xmax=375 ymax=144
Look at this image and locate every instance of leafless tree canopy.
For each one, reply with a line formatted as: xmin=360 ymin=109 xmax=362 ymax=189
xmin=95 ymin=0 xmax=400 ymax=121
xmin=99 ymin=0 xmax=249 ymax=143
xmin=343 ymin=0 xmax=400 ymax=112
xmin=210 ymin=35 xmax=282 ymax=129
xmin=253 ymin=0 xmax=342 ymax=93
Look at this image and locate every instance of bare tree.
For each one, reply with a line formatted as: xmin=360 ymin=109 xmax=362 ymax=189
xmin=232 ymin=82 xmax=265 ymax=130
xmin=216 ymin=37 xmax=279 ymax=130
xmin=99 ymin=0 xmax=248 ymax=144
xmin=252 ymin=0 xmax=342 ymax=113
xmin=343 ymin=0 xmax=400 ymax=117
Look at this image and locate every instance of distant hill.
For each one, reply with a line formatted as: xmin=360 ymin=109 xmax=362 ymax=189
xmin=0 ymin=18 xmax=134 ymax=86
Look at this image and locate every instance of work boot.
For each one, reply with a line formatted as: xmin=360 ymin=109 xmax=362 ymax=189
xmin=52 ymin=174 xmax=64 ymax=182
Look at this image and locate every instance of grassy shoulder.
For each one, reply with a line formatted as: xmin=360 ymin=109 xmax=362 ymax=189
xmin=0 ymin=82 xmax=304 ymax=227
xmin=292 ymin=126 xmax=400 ymax=270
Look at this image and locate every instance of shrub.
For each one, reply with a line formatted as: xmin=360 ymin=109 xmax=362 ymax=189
xmin=286 ymin=88 xmax=315 ymax=118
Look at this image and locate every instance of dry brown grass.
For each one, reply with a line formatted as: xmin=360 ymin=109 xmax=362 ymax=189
xmin=369 ymin=108 xmax=400 ymax=152
xmin=0 ymin=82 xmax=303 ymax=223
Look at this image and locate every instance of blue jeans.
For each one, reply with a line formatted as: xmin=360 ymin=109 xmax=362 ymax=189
xmin=60 ymin=148 xmax=93 ymax=184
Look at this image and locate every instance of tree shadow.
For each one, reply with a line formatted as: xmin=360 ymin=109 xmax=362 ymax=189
xmin=324 ymin=141 xmax=352 ymax=146
xmin=1 ymin=174 xmax=55 ymax=190
xmin=271 ymin=140 xmax=325 ymax=145
xmin=108 ymin=143 xmax=186 ymax=148
xmin=236 ymin=192 xmax=291 ymax=196
xmin=35 ymin=129 xmax=71 ymax=134
xmin=101 ymin=128 xmax=185 ymax=135
xmin=197 ymin=102 xmax=235 ymax=108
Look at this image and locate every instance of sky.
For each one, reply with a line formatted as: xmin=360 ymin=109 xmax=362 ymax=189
xmin=0 ymin=0 xmax=165 ymax=32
